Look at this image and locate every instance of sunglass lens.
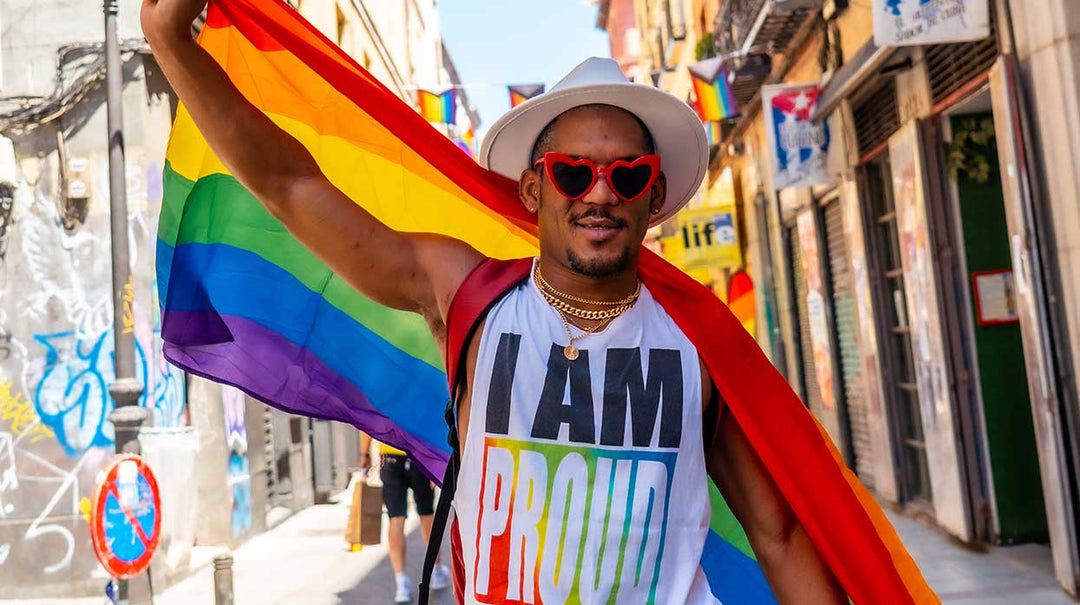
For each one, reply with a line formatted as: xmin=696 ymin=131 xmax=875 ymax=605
xmin=550 ymin=161 xmax=594 ymax=199
xmin=610 ymin=164 xmax=655 ymax=200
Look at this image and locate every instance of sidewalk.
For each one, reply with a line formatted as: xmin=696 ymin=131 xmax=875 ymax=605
xmin=15 ymin=502 xmax=455 ymax=605
xmin=10 ymin=503 xmax=1077 ymax=603
xmin=889 ymin=511 xmax=1076 ymax=604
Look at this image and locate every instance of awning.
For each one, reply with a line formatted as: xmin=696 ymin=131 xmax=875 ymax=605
xmin=811 ymin=39 xmax=898 ymax=123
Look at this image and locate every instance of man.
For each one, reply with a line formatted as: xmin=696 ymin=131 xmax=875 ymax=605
xmin=359 ymin=433 xmax=451 ymax=602
xmin=141 ymin=0 xmax=847 ymax=602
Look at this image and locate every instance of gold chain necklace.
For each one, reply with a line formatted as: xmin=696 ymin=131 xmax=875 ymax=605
xmin=537 ymin=289 xmax=636 ymax=320
xmin=557 ymin=312 xmax=614 ymax=361
xmin=535 ymin=264 xmax=640 ymax=306
xmin=533 ymin=264 xmax=640 ymax=360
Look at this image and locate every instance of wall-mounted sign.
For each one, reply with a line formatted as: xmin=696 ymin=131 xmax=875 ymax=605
xmin=972 ymin=269 xmax=1019 ymax=326
xmin=762 ymin=83 xmax=835 ymax=190
xmin=874 ymin=0 xmax=990 ymax=47
xmin=677 ymin=206 xmax=742 ymax=271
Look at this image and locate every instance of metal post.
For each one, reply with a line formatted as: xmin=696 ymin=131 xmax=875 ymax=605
xmin=213 ymin=554 xmax=235 ymax=605
xmin=103 ymin=0 xmax=147 ymax=600
xmin=103 ymin=0 xmax=146 ymax=451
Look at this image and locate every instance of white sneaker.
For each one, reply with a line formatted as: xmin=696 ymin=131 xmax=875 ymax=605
xmin=429 ymin=564 xmax=451 ymax=590
xmin=394 ymin=573 xmax=412 ymax=603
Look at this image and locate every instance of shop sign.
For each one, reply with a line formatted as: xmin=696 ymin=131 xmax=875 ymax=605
xmin=874 ymin=0 xmax=990 ymax=47
xmin=676 ymin=206 xmax=742 ymax=271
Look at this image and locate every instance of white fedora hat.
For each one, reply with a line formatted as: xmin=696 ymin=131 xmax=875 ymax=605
xmin=479 ymin=57 xmax=709 ymax=227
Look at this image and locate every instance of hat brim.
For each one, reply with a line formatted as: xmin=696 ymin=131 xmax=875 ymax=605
xmin=479 ymin=82 xmax=709 ymax=228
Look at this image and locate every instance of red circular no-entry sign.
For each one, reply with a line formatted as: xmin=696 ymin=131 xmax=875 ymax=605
xmin=89 ymin=454 xmax=162 ymax=579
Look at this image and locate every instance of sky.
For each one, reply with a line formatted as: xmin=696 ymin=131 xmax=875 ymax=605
xmin=438 ymin=0 xmax=612 ymax=139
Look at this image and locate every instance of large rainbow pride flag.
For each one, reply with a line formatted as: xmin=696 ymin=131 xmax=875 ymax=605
xmin=158 ymin=1 xmax=936 ymax=602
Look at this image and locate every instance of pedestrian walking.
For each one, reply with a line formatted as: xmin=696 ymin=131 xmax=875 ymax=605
xmin=360 ymin=434 xmax=450 ymax=603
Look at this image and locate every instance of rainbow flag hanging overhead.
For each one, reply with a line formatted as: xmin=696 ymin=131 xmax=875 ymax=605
xmin=690 ymin=56 xmax=739 ymax=121
xmin=158 ymin=1 xmax=935 ymax=602
xmin=417 ymin=88 xmax=457 ymax=123
xmin=508 ymin=83 xmax=545 ymax=108
xmin=454 ymin=127 xmax=477 ymax=158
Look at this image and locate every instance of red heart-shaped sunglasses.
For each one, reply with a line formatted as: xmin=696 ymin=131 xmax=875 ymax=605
xmin=533 ymin=152 xmax=662 ymax=202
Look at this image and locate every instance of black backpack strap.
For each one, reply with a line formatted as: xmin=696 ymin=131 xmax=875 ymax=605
xmin=418 ymin=396 xmax=462 ymax=604
xmin=419 ymin=258 xmax=529 ymax=603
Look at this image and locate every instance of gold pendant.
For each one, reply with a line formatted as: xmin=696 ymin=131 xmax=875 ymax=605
xmin=563 ymin=343 xmax=579 ymax=361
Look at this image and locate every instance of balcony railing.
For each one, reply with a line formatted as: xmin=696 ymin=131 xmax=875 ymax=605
xmin=715 ymin=0 xmax=818 ymax=56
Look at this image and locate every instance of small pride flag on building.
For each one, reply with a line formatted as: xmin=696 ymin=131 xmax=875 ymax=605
xmin=690 ymin=56 xmax=738 ymax=121
xmin=454 ymin=128 xmax=477 ymax=158
xmin=705 ymin=120 xmax=723 ymax=146
xmin=508 ymin=83 xmax=545 ymax=108
xmin=417 ymin=88 xmax=457 ymax=124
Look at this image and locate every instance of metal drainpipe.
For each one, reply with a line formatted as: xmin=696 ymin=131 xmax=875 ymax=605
xmin=103 ymin=0 xmax=147 ymax=600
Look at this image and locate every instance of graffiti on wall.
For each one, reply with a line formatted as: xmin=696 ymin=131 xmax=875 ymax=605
xmin=222 ymin=386 xmax=251 ymax=539
xmin=0 ymin=140 xmax=188 ymax=592
xmin=31 ymin=328 xmax=185 ymax=457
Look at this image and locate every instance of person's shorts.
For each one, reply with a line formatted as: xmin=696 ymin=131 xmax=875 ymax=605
xmin=379 ymin=454 xmax=435 ymax=518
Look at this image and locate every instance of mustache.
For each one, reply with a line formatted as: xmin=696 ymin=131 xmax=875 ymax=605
xmin=570 ymin=208 xmax=628 ymax=228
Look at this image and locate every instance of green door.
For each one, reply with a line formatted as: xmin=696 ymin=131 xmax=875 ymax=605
xmin=951 ymin=113 xmax=1048 ymax=543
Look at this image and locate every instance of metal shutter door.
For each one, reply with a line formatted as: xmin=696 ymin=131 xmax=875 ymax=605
xmin=824 ymin=200 xmax=874 ymax=488
xmin=791 ymin=223 xmax=825 ymax=414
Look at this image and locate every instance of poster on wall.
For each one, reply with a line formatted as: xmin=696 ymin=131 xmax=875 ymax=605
xmin=677 ymin=206 xmax=742 ymax=271
xmin=873 ymin=0 xmax=990 ymax=47
xmin=796 ymin=211 xmax=837 ymax=411
xmin=973 ymin=270 xmax=1019 ymax=326
xmin=762 ymin=83 xmax=835 ymax=190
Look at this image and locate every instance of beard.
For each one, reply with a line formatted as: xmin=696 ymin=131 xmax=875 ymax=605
xmin=566 ymin=247 xmax=631 ymax=278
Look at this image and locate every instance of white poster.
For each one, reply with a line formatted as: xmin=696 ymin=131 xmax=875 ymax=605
xmin=796 ymin=211 xmax=836 ymax=412
xmin=762 ymin=83 xmax=835 ymax=190
xmin=874 ymin=0 xmax=990 ymax=47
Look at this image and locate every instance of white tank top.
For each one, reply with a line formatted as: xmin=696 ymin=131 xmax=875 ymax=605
xmin=454 ymin=261 xmax=718 ymax=604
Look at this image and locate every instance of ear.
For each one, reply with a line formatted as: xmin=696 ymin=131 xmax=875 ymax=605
xmin=519 ymin=167 xmax=542 ymax=214
xmin=649 ymin=172 xmax=668 ymax=215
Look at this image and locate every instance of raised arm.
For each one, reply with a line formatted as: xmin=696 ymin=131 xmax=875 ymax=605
xmin=141 ymin=0 xmax=483 ymax=332
xmin=706 ymin=400 xmax=847 ymax=604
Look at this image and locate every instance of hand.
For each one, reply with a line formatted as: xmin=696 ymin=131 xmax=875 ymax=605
xmin=141 ymin=0 xmax=207 ymax=44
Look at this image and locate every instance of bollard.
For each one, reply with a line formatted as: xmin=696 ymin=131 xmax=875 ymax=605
xmin=213 ymin=553 xmax=234 ymax=605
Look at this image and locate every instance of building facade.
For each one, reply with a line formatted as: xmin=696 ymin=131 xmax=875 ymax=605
xmin=606 ymin=0 xmax=1080 ymax=596
xmin=0 ymin=0 xmax=471 ymax=598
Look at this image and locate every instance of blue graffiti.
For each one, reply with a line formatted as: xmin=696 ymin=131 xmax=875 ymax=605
xmin=222 ymin=387 xmax=251 ymax=539
xmin=32 ymin=329 xmax=186 ymax=457
xmin=148 ymin=330 xmax=186 ymax=428
xmin=228 ymin=453 xmax=252 ymax=539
